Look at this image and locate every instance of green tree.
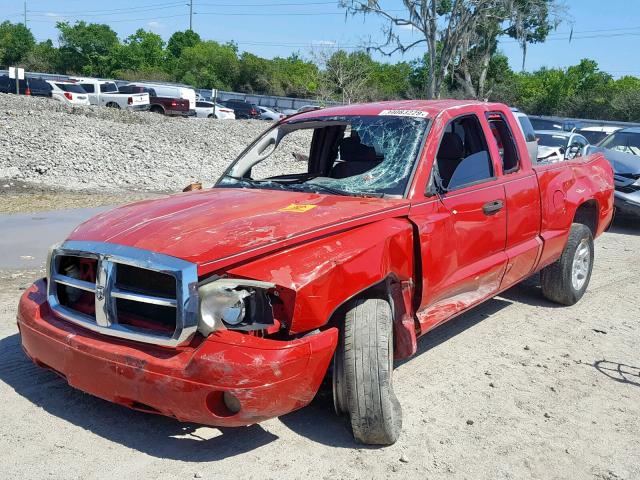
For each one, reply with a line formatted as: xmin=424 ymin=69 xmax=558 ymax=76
xmin=175 ymin=41 xmax=239 ymax=89
xmin=236 ymin=52 xmax=273 ymax=93
xmin=0 ymin=21 xmax=35 ymax=67
xmin=269 ymin=54 xmax=319 ymax=97
xmin=112 ymin=29 xmax=165 ymax=74
xmin=167 ymin=29 xmax=201 ymax=58
xmin=56 ymin=21 xmax=119 ymax=75
xmin=22 ymin=40 xmax=59 ymax=72
xmin=370 ymin=61 xmax=412 ymax=99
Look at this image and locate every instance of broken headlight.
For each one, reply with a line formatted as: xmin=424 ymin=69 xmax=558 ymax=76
xmin=197 ymin=278 xmax=276 ymax=335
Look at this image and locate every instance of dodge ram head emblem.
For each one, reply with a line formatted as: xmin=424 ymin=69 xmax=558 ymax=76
xmin=95 ymin=285 xmax=105 ymax=301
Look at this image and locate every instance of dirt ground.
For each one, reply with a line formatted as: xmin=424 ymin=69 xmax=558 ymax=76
xmin=0 ymin=204 xmax=638 ymax=480
xmin=0 ymin=181 xmax=159 ymax=213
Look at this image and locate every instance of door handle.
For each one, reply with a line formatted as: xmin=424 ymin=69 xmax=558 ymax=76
xmin=482 ymin=199 xmax=504 ymax=215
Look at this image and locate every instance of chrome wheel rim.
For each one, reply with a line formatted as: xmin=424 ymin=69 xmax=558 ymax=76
xmin=571 ymin=240 xmax=590 ymax=291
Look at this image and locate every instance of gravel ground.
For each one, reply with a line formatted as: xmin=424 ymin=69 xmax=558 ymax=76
xmin=0 ymin=94 xmax=307 ymax=193
xmin=1 ymin=219 xmax=639 ymax=480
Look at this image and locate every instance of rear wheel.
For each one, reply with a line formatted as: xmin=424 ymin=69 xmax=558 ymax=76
xmin=149 ymin=105 xmax=164 ymax=114
xmin=541 ymin=223 xmax=594 ymax=305
xmin=105 ymin=102 xmax=120 ymax=109
xmin=332 ymin=298 xmax=402 ymax=445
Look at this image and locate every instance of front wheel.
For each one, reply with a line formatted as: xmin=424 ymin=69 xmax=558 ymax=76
xmin=541 ymin=223 xmax=594 ymax=305
xmin=332 ymin=298 xmax=402 ymax=445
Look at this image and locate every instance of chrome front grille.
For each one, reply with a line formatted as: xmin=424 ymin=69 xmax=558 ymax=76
xmin=47 ymin=240 xmax=199 ymax=347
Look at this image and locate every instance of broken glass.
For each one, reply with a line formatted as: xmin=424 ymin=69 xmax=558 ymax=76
xmin=218 ymin=115 xmax=429 ymax=197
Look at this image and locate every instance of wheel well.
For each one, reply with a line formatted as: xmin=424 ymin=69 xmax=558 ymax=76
xmin=150 ymin=105 xmax=164 ymax=114
xmin=325 ymin=276 xmax=417 ymax=360
xmin=574 ymin=200 xmax=598 ymax=236
xmin=326 ymin=279 xmax=391 ymax=327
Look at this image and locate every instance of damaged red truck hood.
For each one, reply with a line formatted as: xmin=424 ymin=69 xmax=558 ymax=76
xmin=67 ymin=188 xmax=409 ymax=274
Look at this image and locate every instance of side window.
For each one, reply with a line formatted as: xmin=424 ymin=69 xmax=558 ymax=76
xmin=487 ymin=113 xmax=520 ymax=173
xmin=81 ymin=83 xmax=94 ymax=93
xmin=435 ymin=115 xmax=494 ymax=191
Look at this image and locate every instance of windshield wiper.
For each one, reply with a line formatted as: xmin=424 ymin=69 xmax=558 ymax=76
xmin=222 ymin=174 xmax=385 ymax=198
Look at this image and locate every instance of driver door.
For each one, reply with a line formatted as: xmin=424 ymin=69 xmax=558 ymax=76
xmin=410 ymin=113 xmax=507 ymax=332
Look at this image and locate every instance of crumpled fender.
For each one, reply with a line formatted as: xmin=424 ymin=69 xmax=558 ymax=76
xmin=226 ymin=217 xmax=418 ymax=358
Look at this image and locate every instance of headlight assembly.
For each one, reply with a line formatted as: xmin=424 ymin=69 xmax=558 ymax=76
xmin=197 ymin=278 xmax=276 ymax=336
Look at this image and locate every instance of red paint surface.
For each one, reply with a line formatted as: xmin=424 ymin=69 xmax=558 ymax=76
xmin=19 ymin=280 xmax=337 ymax=426
xmin=18 ymin=100 xmax=614 ymax=427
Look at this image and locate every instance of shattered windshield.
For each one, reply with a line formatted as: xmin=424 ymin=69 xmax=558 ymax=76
xmin=217 ymin=115 xmax=429 ymax=197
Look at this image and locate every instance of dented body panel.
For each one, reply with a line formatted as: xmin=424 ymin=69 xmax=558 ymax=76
xmin=18 ymin=100 xmax=614 ymax=427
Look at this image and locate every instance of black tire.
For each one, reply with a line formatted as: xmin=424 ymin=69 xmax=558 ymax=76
xmin=106 ymin=102 xmax=120 ymax=109
xmin=149 ymin=105 xmax=164 ymax=115
xmin=541 ymin=223 xmax=594 ymax=305
xmin=333 ymin=298 xmax=402 ymax=445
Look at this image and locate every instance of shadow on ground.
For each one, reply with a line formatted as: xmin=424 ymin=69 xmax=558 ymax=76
xmin=1 ymin=282 xmax=551 ymax=455
xmin=0 ymin=333 xmax=278 ymax=461
xmin=592 ymin=360 xmax=640 ymax=387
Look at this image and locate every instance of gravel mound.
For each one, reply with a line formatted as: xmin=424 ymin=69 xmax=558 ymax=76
xmin=0 ymin=93 xmax=308 ymax=192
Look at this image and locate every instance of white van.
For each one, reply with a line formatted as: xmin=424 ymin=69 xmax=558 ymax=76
xmin=127 ymin=82 xmax=196 ymax=115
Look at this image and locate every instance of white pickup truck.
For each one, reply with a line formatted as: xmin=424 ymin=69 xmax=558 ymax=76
xmin=72 ymin=78 xmax=150 ymax=111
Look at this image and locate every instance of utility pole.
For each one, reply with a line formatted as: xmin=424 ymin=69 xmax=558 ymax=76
xmin=23 ymin=1 xmax=27 ymax=27
xmin=188 ymin=0 xmax=193 ymax=31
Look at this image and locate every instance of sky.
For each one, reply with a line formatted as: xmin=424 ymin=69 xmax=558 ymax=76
xmin=1 ymin=0 xmax=640 ymax=78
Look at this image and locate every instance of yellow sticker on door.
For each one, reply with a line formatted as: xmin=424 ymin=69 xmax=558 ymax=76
xmin=279 ymin=204 xmax=317 ymax=213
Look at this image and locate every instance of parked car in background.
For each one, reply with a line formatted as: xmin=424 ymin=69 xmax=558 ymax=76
xmin=46 ymin=81 xmax=90 ymax=106
xmin=530 ymin=117 xmax=582 ymax=132
xmin=120 ymin=84 xmax=190 ymax=116
xmin=536 ymin=130 xmax=589 ymax=163
xmin=125 ymin=82 xmax=196 ymax=116
xmin=194 ymin=100 xmax=235 ymax=120
xmin=73 ymin=78 xmax=150 ymax=111
xmin=587 ymin=127 xmax=640 ymax=217
xmin=282 ymin=105 xmax=323 ymax=116
xmin=0 ymin=75 xmax=52 ymax=97
xmin=577 ymin=125 xmax=622 ymax=145
xmin=221 ymin=99 xmax=260 ymax=119
xmin=257 ymin=106 xmax=285 ymax=121
xmin=511 ymin=109 xmax=538 ymax=164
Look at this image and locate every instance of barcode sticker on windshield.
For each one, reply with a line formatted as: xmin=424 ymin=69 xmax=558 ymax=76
xmin=379 ymin=109 xmax=428 ymax=118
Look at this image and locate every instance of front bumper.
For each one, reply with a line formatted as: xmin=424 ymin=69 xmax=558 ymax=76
xmin=614 ymin=190 xmax=640 ymax=217
xmin=18 ymin=279 xmax=337 ymax=427
xmin=127 ymin=104 xmax=150 ymax=111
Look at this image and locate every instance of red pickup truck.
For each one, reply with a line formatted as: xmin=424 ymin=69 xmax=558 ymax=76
xmin=17 ymin=100 xmax=614 ymax=445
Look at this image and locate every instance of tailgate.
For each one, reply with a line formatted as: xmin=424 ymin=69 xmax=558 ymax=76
xmin=130 ymin=94 xmax=149 ymax=105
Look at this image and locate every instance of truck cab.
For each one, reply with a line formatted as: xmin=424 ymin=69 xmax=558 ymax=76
xmin=73 ymin=78 xmax=150 ymax=111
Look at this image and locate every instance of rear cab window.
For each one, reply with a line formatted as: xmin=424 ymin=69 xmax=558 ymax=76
xmin=100 ymin=82 xmax=118 ymax=93
xmin=516 ymin=115 xmax=537 ymax=142
xmin=487 ymin=112 xmax=520 ymax=174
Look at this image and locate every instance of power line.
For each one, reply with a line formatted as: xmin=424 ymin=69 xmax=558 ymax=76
xmin=28 ymin=14 xmax=190 ymax=24
xmin=28 ymin=1 xmax=184 ymax=14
